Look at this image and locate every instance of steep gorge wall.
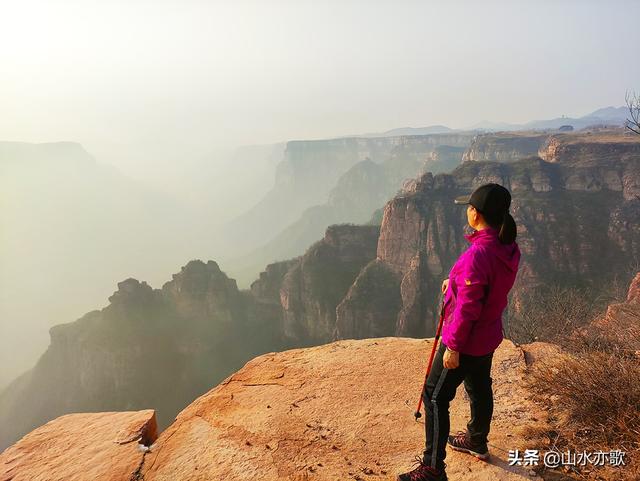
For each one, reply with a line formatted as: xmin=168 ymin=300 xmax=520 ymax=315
xmin=279 ymin=134 xmax=472 ymax=190
xmin=243 ymin=131 xmax=640 ymax=344
xmin=253 ymin=224 xmax=380 ymax=346
xmin=225 ymin=133 xmax=472 ymax=285
xmin=222 ymin=133 xmax=473 ymax=262
xmin=0 ymin=261 xmax=261 ymax=451
xmin=0 ymin=225 xmax=381 ymax=450
xmin=462 ymin=132 xmax=549 ymax=162
xmin=334 ymin=131 xmax=640 ymax=340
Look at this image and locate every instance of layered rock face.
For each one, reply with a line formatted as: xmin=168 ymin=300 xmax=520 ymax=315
xmin=334 ymin=259 xmax=403 ymax=340
xmin=2 ymin=338 xmax=546 ymax=481
xmin=336 ymin=130 xmax=640 ymax=340
xmin=462 ymin=132 xmax=550 ymax=162
xmin=269 ymin=224 xmax=380 ymax=345
xmin=538 ymin=131 xmax=640 ymax=166
xmin=225 ymin=133 xmax=474 ymax=287
xmin=238 ymin=225 xmax=382 ymax=351
xmin=323 ymin=138 xmax=469 ymax=222
xmin=279 ymin=134 xmax=472 ymax=194
xmin=463 ymin=129 xmax=640 ymax=168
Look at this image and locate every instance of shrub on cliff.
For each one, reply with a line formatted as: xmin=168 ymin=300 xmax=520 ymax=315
xmin=504 ymin=274 xmax=631 ymax=345
xmin=524 ymin=300 xmax=640 ymax=481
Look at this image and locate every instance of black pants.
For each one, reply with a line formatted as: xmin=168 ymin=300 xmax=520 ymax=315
xmin=422 ymin=341 xmax=494 ymax=471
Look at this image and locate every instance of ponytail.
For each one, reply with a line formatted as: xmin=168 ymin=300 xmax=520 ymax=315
xmin=499 ymin=211 xmax=517 ymax=244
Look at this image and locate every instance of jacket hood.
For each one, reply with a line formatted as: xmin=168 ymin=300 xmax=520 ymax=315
xmin=464 ymin=226 xmax=521 ymax=272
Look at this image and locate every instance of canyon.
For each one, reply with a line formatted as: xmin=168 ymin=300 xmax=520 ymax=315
xmin=222 ymin=133 xmax=474 ymax=286
xmin=1 ymin=127 xmax=639 ymax=455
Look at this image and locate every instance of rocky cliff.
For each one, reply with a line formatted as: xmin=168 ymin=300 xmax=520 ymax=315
xmin=0 ymin=261 xmax=271 ymax=451
xmin=278 ymin=134 xmax=472 ymax=195
xmin=462 ymin=132 xmax=550 ymax=162
xmin=4 ymin=274 xmax=639 ymax=480
xmin=237 ymin=224 xmax=382 ymax=355
xmin=255 ymin=224 xmax=380 ymax=346
xmin=334 ymin=129 xmax=640 ymax=340
xmin=0 ymin=337 xmax=547 ymax=481
xmin=463 ymin=128 xmax=640 ymax=167
xmin=224 ymin=133 xmax=472 ymax=270
xmin=0 ymin=225 xmax=380 ymax=451
xmin=222 ymin=133 xmax=474 ymax=277
xmin=0 ymin=410 xmax=158 ymax=481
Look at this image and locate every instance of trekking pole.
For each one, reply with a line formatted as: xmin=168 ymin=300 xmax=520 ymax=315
xmin=414 ymin=294 xmax=447 ymax=420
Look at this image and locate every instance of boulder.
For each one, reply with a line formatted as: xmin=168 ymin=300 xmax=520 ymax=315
xmin=140 ymin=337 xmax=543 ymax=480
xmin=0 ymin=410 xmax=157 ymax=481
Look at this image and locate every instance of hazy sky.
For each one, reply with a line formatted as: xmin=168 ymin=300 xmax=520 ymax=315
xmin=1 ymin=0 xmax=639 ymax=389
xmin=1 ymin=0 xmax=640 ymax=177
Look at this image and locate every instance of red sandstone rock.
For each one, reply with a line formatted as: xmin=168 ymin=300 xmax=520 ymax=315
xmin=337 ymin=130 xmax=640 ymax=341
xmin=626 ymin=272 xmax=640 ymax=304
xmin=0 ymin=410 xmax=157 ymax=481
xmin=139 ymin=338 xmax=542 ymax=481
xmin=587 ymin=272 xmax=640 ymax=352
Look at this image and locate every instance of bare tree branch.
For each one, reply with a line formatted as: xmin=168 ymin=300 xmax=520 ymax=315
xmin=625 ymin=90 xmax=640 ymax=135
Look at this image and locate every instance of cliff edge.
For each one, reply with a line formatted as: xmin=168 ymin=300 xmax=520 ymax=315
xmin=1 ymin=338 xmax=546 ymax=481
xmin=0 ymin=410 xmax=157 ymax=481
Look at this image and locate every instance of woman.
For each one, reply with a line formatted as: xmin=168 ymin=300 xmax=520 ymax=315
xmin=398 ymin=183 xmax=521 ymax=481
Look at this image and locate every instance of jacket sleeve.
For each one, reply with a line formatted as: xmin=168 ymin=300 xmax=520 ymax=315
xmin=445 ymin=247 xmax=490 ymax=352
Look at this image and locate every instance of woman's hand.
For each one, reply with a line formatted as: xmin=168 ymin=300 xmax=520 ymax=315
xmin=443 ymin=347 xmax=460 ymax=369
xmin=441 ymin=278 xmax=449 ymax=294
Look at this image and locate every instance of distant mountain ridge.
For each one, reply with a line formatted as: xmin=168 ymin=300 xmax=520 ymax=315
xmin=358 ymin=125 xmax=454 ymax=137
xmin=340 ymin=106 xmax=630 ymax=137
xmin=468 ymin=106 xmax=629 ymax=131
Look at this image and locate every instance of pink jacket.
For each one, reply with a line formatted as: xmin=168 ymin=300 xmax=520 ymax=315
xmin=441 ymin=226 xmax=521 ymax=356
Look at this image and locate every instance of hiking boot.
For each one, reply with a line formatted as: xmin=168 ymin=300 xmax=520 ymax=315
xmin=447 ymin=430 xmax=490 ymax=460
xmin=397 ymin=455 xmax=447 ymax=481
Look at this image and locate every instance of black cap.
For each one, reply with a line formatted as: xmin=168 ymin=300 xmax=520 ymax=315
xmin=454 ymin=183 xmax=511 ymax=223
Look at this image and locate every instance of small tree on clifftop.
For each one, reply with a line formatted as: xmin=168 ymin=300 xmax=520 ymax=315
xmin=626 ymin=90 xmax=640 ymax=135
